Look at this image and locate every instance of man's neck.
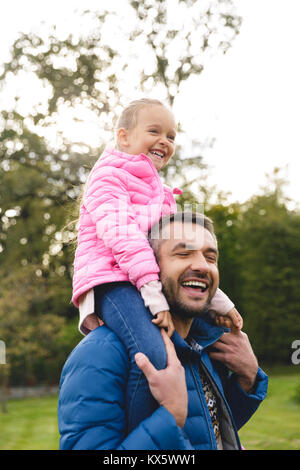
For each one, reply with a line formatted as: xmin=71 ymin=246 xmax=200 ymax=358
xmin=172 ymin=316 xmax=194 ymax=339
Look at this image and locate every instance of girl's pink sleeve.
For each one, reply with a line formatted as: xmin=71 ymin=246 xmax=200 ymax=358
xmin=140 ymin=280 xmax=169 ymax=316
xmin=209 ymin=288 xmax=234 ymax=315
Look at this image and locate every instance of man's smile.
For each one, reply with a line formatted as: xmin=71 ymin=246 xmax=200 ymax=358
xmin=179 ymin=274 xmax=210 ymax=299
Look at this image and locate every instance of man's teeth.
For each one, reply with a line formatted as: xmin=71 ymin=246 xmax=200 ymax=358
xmin=182 ymin=281 xmax=207 ymax=291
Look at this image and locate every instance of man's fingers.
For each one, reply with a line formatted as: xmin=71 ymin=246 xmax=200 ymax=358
xmin=210 ymin=339 xmax=228 ymax=352
xmin=230 ymin=325 xmax=241 ymax=335
xmin=135 ymin=352 xmax=157 ymax=380
xmin=217 ymin=329 xmax=243 ymax=344
xmin=160 ymin=329 xmax=178 ymax=365
xmin=216 ymin=333 xmax=232 ymax=345
xmin=208 ymin=351 xmax=223 ymax=361
xmin=167 ymin=324 xmax=175 ymax=338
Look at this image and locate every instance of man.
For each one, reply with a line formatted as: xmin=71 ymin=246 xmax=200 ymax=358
xmin=58 ymin=212 xmax=268 ymax=450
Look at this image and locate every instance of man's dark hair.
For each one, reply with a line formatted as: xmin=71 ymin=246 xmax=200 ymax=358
xmin=148 ymin=211 xmax=216 ymax=260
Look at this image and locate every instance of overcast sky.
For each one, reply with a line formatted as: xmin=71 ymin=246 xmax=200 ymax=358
xmin=0 ymin=0 xmax=299 ymax=208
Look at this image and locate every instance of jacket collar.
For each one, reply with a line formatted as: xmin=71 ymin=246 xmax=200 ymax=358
xmin=102 ymin=147 xmax=158 ymax=178
xmin=172 ymin=313 xmax=229 ymax=357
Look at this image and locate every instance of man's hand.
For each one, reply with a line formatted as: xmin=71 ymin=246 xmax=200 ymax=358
xmin=152 ymin=310 xmax=175 ymax=337
xmin=209 ymin=329 xmax=258 ymax=393
xmin=135 ymin=329 xmax=188 ymax=428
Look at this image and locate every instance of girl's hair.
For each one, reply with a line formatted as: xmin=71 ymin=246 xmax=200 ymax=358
xmin=116 ymin=98 xmax=165 ymax=132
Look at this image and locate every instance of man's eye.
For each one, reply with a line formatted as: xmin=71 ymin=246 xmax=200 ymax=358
xmin=177 ymin=252 xmax=189 ymax=257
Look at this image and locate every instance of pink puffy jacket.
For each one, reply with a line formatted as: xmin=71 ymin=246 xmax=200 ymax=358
xmin=72 ymin=147 xmax=182 ymax=307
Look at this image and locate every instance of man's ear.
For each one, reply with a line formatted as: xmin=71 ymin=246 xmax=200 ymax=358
xmin=117 ymin=127 xmax=130 ymax=149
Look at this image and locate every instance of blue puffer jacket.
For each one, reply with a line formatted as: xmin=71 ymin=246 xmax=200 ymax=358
xmin=58 ymin=317 xmax=268 ymax=450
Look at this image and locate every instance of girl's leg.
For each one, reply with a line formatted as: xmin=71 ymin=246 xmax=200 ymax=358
xmin=94 ymin=283 xmax=167 ymax=433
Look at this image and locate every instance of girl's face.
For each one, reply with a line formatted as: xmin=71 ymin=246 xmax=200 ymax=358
xmin=117 ymin=104 xmax=177 ymax=170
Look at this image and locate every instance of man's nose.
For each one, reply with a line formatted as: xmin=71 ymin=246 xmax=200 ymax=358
xmin=190 ymin=253 xmax=210 ymax=272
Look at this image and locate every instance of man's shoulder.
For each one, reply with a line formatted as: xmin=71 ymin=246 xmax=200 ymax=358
xmin=61 ymin=326 xmax=129 ymax=379
xmin=81 ymin=324 xmax=123 ymax=345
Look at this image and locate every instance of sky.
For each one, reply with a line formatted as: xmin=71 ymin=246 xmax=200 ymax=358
xmin=0 ymin=0 xmax=299 ymax=209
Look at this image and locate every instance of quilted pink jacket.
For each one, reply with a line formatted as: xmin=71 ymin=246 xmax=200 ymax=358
xmin=72 ymin=147 xmax=181 ymax=307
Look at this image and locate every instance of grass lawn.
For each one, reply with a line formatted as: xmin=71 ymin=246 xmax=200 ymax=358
xmin=0 ymin=367 xmax=299 ymax=450
xmin=0 ymin=395 xmax=60 ymax=450
xmin=239 ymin=367 xmax=300 ymax=450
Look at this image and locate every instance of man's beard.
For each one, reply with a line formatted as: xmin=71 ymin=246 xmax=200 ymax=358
xmin=161 ymin=274 xmax=213 ymax=322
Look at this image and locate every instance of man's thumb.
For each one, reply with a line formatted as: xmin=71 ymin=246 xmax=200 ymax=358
xmin=135 ymin=352 xmax=146 ymax=365
xmin=135 ymin=352 xmax=156 ymax=378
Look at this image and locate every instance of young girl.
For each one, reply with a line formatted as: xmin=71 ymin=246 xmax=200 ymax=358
xmin=72 ymin=98 xmax=242 ymax=432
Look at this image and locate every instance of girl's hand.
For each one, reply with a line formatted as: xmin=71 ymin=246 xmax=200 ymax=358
xmin=82 ymin=314 xmax=104 ymax=333
xmin=214 ymin=307 xmax=243 ymax=331
xmin=152 ymin=310 xmax=175 ymax=337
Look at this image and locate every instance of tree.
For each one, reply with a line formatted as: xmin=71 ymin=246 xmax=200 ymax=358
xmin=0 ymin=265 xmax=73 ymax=386
xmin=127 ymin=0 xmax=241 ymax=195
xmin=206 ymin=168 xmax=300 ymax=364
xmin=0 ymin=1 xmax=242 ymax=386
xmin=207 ymin=202 xmax=244 ymax=308
xmin=236 ymin=172 xmax=300 ymax=363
